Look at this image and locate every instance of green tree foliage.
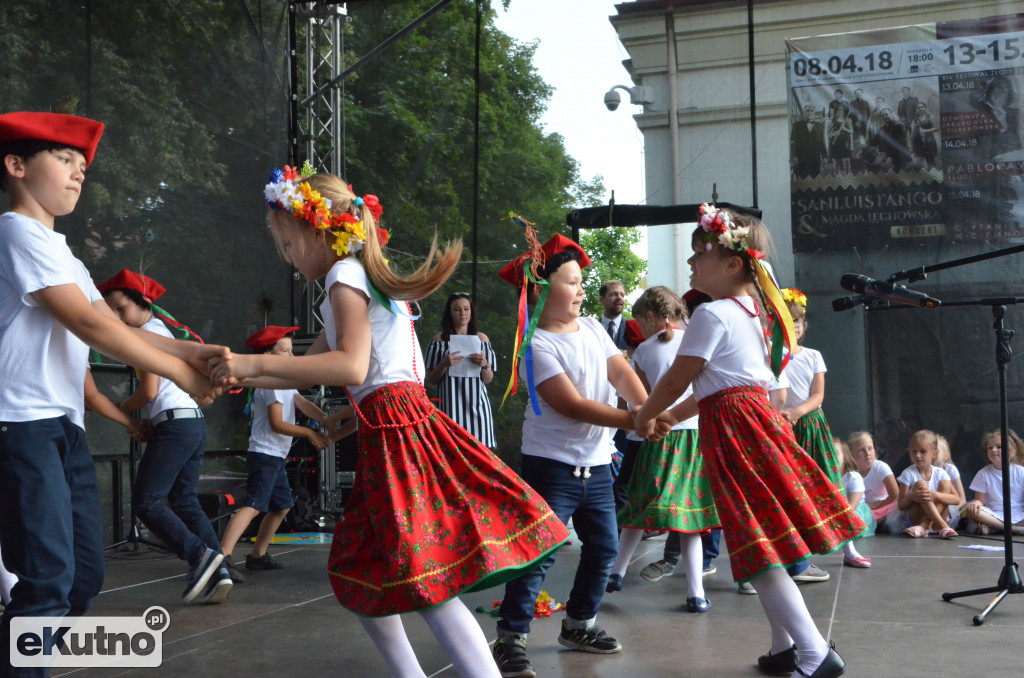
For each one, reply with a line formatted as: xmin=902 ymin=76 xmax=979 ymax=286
xmin=580 ymin=223 xmax=646 ymax=318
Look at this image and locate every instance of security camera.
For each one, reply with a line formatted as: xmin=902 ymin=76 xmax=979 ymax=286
xmin=604 ymin=89 xmax=621 ymax=111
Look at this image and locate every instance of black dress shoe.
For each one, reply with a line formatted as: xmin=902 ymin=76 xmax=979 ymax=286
xmin=796 ymin=646 xmax=845 ymax=678
xmin=758 ymin=644 xmax=798 ymax=674
xmin=605 ymin=574 xmax=623 ymax=593
xmin=685 ymin=596 xmax=711 ymax=613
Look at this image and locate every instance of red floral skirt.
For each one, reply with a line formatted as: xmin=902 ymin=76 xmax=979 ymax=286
xmin=327 ymin=381 xmax=568 ymax=616
xmin=793 ymin=408 xmax=842 ymax=489
xmin=698 ymin=386 xmax=865 ymax=582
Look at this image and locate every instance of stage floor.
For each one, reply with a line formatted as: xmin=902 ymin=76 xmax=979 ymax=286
xmin=52 ymin=529 xmax=1024 ymax=677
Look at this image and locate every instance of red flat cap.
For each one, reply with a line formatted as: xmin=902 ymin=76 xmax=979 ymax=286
xmin=245 ymin=325 xmax=299 ymax=351
xmin=498 ymin=234 xmax=592 ymax=288
xmin=97 ymin=268 xmax=165 ymax=302
xmin=0 ymin=112 xmax=104 ymax=166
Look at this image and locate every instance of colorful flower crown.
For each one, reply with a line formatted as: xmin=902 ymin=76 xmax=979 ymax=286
xmin=781 ymin=287 xmax=807 ymax=311
xmin=698 ymin=203 xmax=750 ymax=253
xmin=264 ymin=160 xmax=388 ymax=256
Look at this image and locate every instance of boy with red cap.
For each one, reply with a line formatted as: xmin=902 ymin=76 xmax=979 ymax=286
xmin=216 ymin=326 xmax=353 ymax=582
xmin=0 ymin=111 xmax=224 ymax=675
xmin=97 ymin=268 xmax=233 ymax=604
xmin=492 ymin=230 xmax=648 ymax=678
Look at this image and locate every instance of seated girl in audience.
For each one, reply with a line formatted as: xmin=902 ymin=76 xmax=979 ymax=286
xmin=837 ymin=439 xmax=874 ymax=567
xmin=934 ymin=434 xmax=966 ymax=531
xmin=849 ymin=431 xmax=898 ymax=531
xmin=889 ymin=430 xmax=960 ymax=538
xmin=964 ymin=429 xmax=1024 ymax=536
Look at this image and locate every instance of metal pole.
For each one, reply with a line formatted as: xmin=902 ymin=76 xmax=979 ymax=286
xmin=747 ymin=0 xmax=759 ymax=207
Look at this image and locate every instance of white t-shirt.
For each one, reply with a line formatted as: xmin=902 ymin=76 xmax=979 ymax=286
xmin=320 ymin=258 xmax=423 ymax=404
xmin=0 ymin=212 xmax=102 ymax=429
xmin=140 ymin=317 xmax=197 ymax=417
xmin=632 ymin=329 xmax=697 ymax=430
xmin=862 ymin=459 xmax=895 ymax=504
xmin=677 ymin=297 xmax=775 ymax=402
xmin=969 ymin=464 xmax=1024 ymax=524
xmin=842 ymin=470 xmax=865 ymax=508
xmin=897 ymin=464 xmax=951 ymax=490
xmin=782 ymin=347 xmax=826 ymax=410
xmin=521 ymin=317 xmax=619 ymax=466
xmin=248 ymin=388 xmax=298 ymax=459
xmin=941 ymin=462 xmax=961 ymax=482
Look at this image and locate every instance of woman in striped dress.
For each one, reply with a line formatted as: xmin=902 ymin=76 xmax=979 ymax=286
xmin=425 ymin=292 xmax=497 ymax=447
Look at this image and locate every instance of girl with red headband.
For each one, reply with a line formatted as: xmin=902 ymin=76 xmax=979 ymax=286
xmin=633 ymin=205 xmax=864 ymax=678
xmin=209 ymin=166 xmax=567 ymax=677
xmin=98 ymin=268 xmax=230 ymax=605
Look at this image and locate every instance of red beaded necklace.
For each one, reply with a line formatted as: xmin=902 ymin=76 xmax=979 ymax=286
xmin=722 ymin=295 xmax=759 ymax=317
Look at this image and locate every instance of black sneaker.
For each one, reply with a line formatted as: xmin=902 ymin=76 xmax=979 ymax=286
xmin=201 ymin=565 xmax=233 ymax=604
xmin=182 ymin=548 xmax=224 ymax=603
xmin=246 ymin=552 xmax=284 ymax=570
xmin=557 ymin=619 xmax=622 ymax=654
xmin=492 ymin=634 xmax=535 ymax=678
xmin=225 ymin=559 xmax=245 ymax=583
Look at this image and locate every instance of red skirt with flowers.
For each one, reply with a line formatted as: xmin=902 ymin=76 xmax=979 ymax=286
xmin=327 ymin=381 xmax=568 ymax=616
xmin=793 ymin=408 xmax=843 ymax=489
xmin=698 ymin=386 xmax=865 ymax=582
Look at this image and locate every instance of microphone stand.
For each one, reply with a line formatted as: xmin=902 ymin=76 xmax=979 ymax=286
xmin=834 ymin=244 xmax=1024 ymax=625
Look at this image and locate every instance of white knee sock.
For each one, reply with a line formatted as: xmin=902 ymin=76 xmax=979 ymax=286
xmin=680 ymin=533 xmax=705 ymax=599
xmin=420 ymin=598 xmax=501 ymax=678
xmin=0 ymin=547 xmax=17 ymax=606
xmin=842 ymin=540 xmax=863 ymax=560
xmin=612 ymin=528 xmax=643 ymax=577
xmin=753 ymin=567 xmax=829 ymax=671
xmin=359 ymin=615 xmax=428 ymax=678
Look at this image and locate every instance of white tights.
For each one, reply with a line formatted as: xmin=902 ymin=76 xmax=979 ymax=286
xmin=752 ymin=567 xmax=830 ymax=674
xmin=841 ymin=540 xmax=863 ymax=560
xmin=611 ymin=529 xmax=705 ymax=599
xmin=0 ymin=545 xmax=17 ymax=606
xmin=359 ymin=598 xmax=500 ymax=678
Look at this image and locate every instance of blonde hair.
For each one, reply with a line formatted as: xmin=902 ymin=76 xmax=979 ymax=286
xmin=935 ymin=434 xmax=952 ymax=468
xmin=848 ymin=430 xmax=873 ymax=449
xmin=836 ymin=439 xmax=857 ymax=474
xmin=909 ymin=429 xmax=940 ymax=453
xmin=631 ymin=286 xmax=686 ymax=343
xmin=981 ymin=428 xmax=1024 ymax=465
xmin=268 ymin=173 xmax=462 ymax=300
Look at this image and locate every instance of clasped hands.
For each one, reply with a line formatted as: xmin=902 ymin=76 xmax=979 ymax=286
xmin=631 ymin=406 xmax=677 ymax=442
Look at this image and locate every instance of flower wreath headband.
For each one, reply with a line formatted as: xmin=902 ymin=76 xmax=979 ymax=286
xmin=264 ymin=160 xmax=389 ymax=257
xmin=698 ymin=203 xmax=797 ymax=376
xmin=781 ymin=287 xmax=808 ymax=312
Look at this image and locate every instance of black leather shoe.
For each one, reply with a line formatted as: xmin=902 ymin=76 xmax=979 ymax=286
xmin=685 ymin=596 xmax=711 ymax=613
xmin=796 ymin=646 xmax=845 ymax=678
xmin=758 ymin=644 xmax=798 ymax=674
xmin=605 ymin=574 xmax=623 ymax=593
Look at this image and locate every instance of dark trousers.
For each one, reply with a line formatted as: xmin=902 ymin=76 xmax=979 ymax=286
xmin=612 ymin=438 xmax=643 ymax=513
xmin=498 ymin=457 xmax=618 ymax=635
xmin=133 ymin=418 xmax=219 ymax=568
xmin=663 ymin=528 xmax=722 ymax=570
xmin=0 ymin=416 xmax=105 ymax=678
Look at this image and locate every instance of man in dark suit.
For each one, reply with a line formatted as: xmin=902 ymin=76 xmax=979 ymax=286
xmin=599 ymin=280 xmax=628 ymax=350
xmin=850 ymin=88 xmax=871 ymax=137
xmin=897 ymin=86 xmax=920 ymax=145
xmin=791 ymin=105 xmax=827 ymax=177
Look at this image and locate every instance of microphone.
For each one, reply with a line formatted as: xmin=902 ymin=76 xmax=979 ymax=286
xmin=839 ymin=273 xmax=941 ymax=308
xmin=832 ymin=295 xmax=866 ymax=312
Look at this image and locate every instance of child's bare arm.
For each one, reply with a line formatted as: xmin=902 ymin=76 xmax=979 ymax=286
xmin=534 ymin=374 xmax=633 ymax=430
xmin=869 ymin=474 xmax=899 ymax=510
xmin=896 ymin=482 xmax=913 ymax=511
xmin=607 ymin=353 xmax=647 ymax=408
xmin=33 ymin=284 xmax=219 ymax=404
xmin=119 ymin=371 xmax=159 ymax=415
xmin=933 ymin=480 xmax=961 ymax=507
xmin=847 ymin=490 xmax=864 ymax=510
xmin=634 ymin=355 xmax=704 ymax=432
xmin=294 ymin=394 xmax=328 ymax=423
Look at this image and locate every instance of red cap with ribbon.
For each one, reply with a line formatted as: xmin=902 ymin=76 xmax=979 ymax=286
xmin=245 ymin=325 xmax=299 ymax=351
xmin=498 ymin=234 xmax=592 ymax=288
xmin=0 ymin=112 xmax=105 ymax=166
xmin=97 ymin=268 xmax=165 ymax=302
xmin=624 ymin=319 xmax=644 ymax=350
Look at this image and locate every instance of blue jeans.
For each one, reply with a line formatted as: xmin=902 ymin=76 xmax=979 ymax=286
xmin=133 ymin=418 xmax=219 ymax=568
xmin=0 ymin=417 xmax=105 ymax=678
xmin=244 ymin=452 xmax=294 ymax=513
xmin=498 ymin=457 xmax=618 ymax=635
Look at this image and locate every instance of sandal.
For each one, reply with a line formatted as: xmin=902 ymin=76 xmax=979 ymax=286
xmin=905 ymin=525 xmax=927 ymax=538
xmin=938 ymin=527 xmax=958 ymax=539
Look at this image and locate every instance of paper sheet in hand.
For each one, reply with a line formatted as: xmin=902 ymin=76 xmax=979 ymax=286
xmin=449 ymin=335 xmax=482 ymax=378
